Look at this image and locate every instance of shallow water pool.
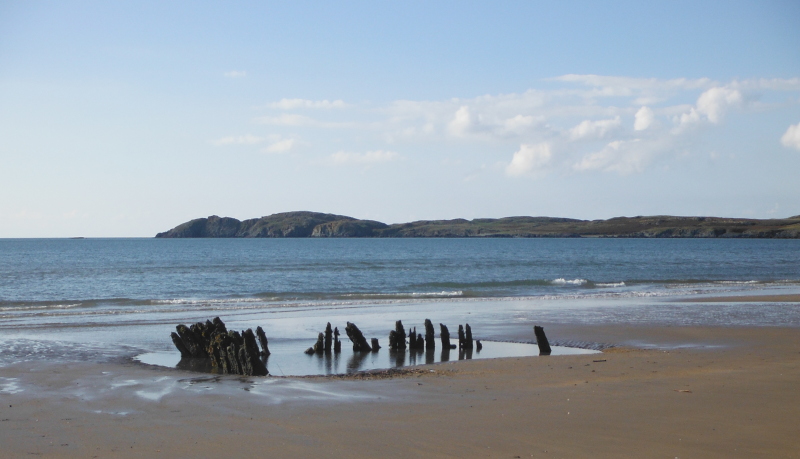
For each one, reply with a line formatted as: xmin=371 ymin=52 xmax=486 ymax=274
xmin=135 ymin=339 xmax=599 ymax=377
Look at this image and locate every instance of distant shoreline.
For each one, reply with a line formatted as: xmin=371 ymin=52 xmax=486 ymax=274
xmin=156 ymin=210 xmax=800 ymax=239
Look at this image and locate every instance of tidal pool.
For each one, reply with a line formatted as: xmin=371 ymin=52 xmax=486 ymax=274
xmin=135 ymin=339 xmax=599 ymax=377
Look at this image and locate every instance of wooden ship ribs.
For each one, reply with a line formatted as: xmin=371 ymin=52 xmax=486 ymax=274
xmin=170 ymin=317 xmax=556 ymax=376
xmin=171 ymin=317 xmax=269 ymax=376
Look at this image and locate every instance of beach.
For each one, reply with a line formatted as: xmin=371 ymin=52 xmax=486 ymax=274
xmin=2 ymin=238 xmax=800 ymax=457
xmin=2 ymin=322 xmax=799 ymax=458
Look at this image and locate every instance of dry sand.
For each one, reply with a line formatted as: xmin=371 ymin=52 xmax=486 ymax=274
xmin=1 ymin=325 xmax=799 ymax=458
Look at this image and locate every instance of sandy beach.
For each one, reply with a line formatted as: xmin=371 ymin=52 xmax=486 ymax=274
xmin=2 ymin=324 xmax=798 ymax=458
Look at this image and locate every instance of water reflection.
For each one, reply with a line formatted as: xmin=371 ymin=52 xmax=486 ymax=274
xmin=176 ymin=357 xmax=213 ymax=373
xmin=390 ymin=349 xmax=406 ymax=368
xmin=137 ymin=340 xmax=599 ymax=377
xmin=347 ymin=351 xmax=369 ymax=373
xmin=425 ymin=348 xmax=435 ymax=365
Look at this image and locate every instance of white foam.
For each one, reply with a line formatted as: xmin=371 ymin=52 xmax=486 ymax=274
xmin=551 ymin=278 xmax=588 ymax=286
xmin=0 ymin=377 xmax=22 ymax=394
xmin=596 ymin=282 xmax=626 ymax=288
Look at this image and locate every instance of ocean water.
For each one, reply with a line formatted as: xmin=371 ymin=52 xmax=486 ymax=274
xmin=1 ymin=238 xmax=799 ymax=374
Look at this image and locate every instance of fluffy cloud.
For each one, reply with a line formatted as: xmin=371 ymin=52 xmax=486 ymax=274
xmin=674 ymin=87 xmax=743 ymax=129
xmin=781 ymin=122 xmax=800 ymax=150
xmin=224 ymin=70 xmax=247 ymax=78
xmin=269 ymin=99 xmax=347 ymax=110
xmin=263 ymin=139 xmax=296 ymax=153
xmin=330 ymin=150 xmax=398 ymax=164
xmin=634 ymin=106 xmax=655 ymax=131
xmin=573 ymin=140 xmax=649 ymax=175
xmin=244 ymin=75 xmax=800 ymax=178
xmin=212 ymin=135 xmax=264 ymax=146
xmin=696 ymin=87 xmax=743 ymax=123
xmin=502 ymin=115 xmax=538 ymax=132
xmin=448 ymin=106 xmax=473 ymax=137
xmin=569 ymin=117 xmax=621 ymax=140
xmin=505 ymin=143 xmax=552 ymax=176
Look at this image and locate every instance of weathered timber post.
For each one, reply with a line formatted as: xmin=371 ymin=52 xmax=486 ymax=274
xmin=334 ymin=327 xmax=342 ymax=352
xmin=464 ymin=323 xmax=473 ymax=350
xmin=440 ymin=323 xmax=453 ymax=349
xmin=345 ymin=322 xmax=372 ymax=352
xmin=534 ymin=325 xmax=552 ymax=355
xmin=324 ymin=322 xmax=333 ymax=352
xmin=425 ymin=319 xmax=435 ymax=350
xmin=256 ymin=326 xmax=270 ymax=357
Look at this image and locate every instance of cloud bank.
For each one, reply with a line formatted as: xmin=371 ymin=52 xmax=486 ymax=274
xmin=240 ymin=75 xmax=800 ymax=178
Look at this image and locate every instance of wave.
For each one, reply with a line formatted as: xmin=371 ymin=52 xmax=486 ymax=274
xmin=595 ymin=282 xmax=626 ymax=288
xmin=2 ymin=278 xmax=798 ymax=316
xmin=551 ymin=278 xmax=588 ymax=286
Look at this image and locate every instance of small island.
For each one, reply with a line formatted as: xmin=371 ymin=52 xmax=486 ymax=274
xmin=156 ymin=211 xmax=800 ymax=238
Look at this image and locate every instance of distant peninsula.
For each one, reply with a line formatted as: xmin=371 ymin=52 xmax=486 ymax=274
xmin=155 ymin=211 xmax=800 ymax=238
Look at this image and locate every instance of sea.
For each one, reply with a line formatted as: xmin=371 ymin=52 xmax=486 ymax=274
xmin=1 ymin=238 xmax=799 ymax=375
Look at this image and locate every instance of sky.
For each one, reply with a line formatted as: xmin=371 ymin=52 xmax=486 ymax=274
xmin=1 ymin=1 xmax=799 ymax=237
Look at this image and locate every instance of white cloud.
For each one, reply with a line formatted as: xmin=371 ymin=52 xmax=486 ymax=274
xmin=238 ymin=75 xmax=798 ymax=177
xmin=551 ymin=74 xmax=714 ymax=104
xmin=224 ymin=70 xmax=247 ymax=78
xmin=256 ymin=114 xmax=317 ymax=126
xmin=696 ymin=87 xmax=743 ymax=123
xmin=255 ymin=114 xmax=356 ymax=129
xmin=677 ymin=108 xmax=701 ymax=126
xmin=634 ymin=106 xmax=654 ymax=131
xmin=330 ymin=150 xmax=399 ymax=164
xmin=781 ymin=122 xmax=800 ymax=150
xmin=569 ymin=117 xmax=621 ymax=140
xmin=573 ymin=140 xmax=650 ymax=175
xmin=505 ymin=143 xmax=552 ymax=176
xmin=269 ymin=99 xmax=347 ymax=110
xmin=448 ymin=106 xmax=473 ymax=137
xmin=674 ymin=87 xmax=743 ymax=129
xmin=263 ymin=138 xmax=296 ymax=153
xmin=501 ymin=115 xmax=540 ymax=135
xmin=212 ymin=134 xmax=264 ymax=146
xmin=728 ymin=78 xmax=800 ymax=91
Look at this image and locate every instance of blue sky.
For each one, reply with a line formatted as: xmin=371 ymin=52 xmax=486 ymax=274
xmin=1 ymin=1 xmax=799 ymax=237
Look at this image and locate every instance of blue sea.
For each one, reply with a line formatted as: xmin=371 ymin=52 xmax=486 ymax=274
xmin=1 ymin=238 xmax=799 ymax=375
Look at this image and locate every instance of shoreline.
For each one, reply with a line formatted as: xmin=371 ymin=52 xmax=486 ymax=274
xmin=2 ymin=323 xmax=799 ymax=457
xmin=677 ymin=293 xmax=800 ymax=303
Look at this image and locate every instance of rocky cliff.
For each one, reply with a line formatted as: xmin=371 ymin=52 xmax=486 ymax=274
xmin=156 ymin=212 xmax=388 ymax=238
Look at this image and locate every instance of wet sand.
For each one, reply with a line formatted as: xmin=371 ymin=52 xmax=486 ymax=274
xmin=1 ymin=324 xmax=799 ymax=458
xmin=678 ymin=294 xmax=800 ymax=303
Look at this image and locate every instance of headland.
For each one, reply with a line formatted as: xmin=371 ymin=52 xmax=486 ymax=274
xmin=155 ymin=211 xmax=800 ymax=238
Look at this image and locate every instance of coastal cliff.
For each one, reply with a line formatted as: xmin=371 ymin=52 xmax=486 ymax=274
xmin=155 ymin=212 xmax=800 ymax=238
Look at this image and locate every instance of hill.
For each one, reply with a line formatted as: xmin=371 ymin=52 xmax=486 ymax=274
xmin=155 ymin=212 xmax=800 ymax=238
